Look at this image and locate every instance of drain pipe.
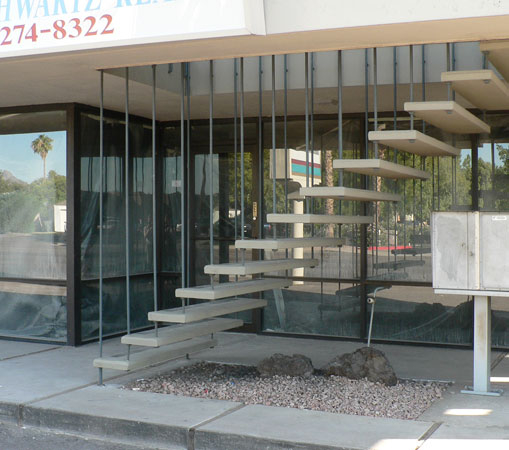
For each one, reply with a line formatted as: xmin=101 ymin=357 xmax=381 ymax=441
xmin=367 ymin=287 xmax=385 ymax=347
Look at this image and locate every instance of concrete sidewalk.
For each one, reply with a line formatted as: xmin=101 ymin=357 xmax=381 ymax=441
xmin=0 ymin=333 xmax=508 ymax=449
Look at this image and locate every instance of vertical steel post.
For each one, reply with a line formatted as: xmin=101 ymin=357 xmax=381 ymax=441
xmin=98 ymin=70 xmax=104 ymax=385
xmin=338 ymin=50 xmax=343 ymax=188
xmin=447 ymin=43 xmax=451 ymax=101
xmin=186 ymin=63 xmax=191 ymax=287
xmin=373 ymin=48 xmax=378 ymax=159
xmin=305 ymin=53 xmax=310 ymax=213
xmin=233 ymin=59 xmax=239 ymax=256
xmin=151 ymin=65 xmax=158 ymax=336
xmin=272 ymin=55 xmax=277 ymax=239
xmin=409 ymin=45 xmax=414 ymax=130
xmin=258 ymin=56 xmax=263 ymax=238
xmin=125 ymin=68 xmax=131 ymax=343
xmin=180 ymin=64 xmax=185 ymax=290
xmin=240 ymin=58 xmax=245 ymax=240
xmin=209 ymin=60 xmax=214 ymax=266
xmin=284 ymin=55 xmax=289 ymax=239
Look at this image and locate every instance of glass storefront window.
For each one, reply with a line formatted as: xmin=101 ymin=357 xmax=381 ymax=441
xmin=0 ymin=110 xmax=67 ymax=341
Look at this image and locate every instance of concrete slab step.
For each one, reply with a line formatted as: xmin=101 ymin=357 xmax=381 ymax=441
xmin=121 ymin=318 xmax=243 ymax=347
xmin=92 ymin=338 xmax=216 ymax=371
xmin=333 ymin=158 xmax=430 ymax=180
xmin=369 ymin=130 xmax=460 ymax=157
xmin=235 ymin=237 xmax=342 ymax=250
xmin=404 ymin=101 xmax=490 ymax=134
xmin=148 ymin=298 xmax=268 ymax=323
xmin=176 ymin=279 xmax=291 ymax=300
xmin=299 ymin=186 xmax=401 ymax=202
xmin=441 ymin=69 xmax=509 ymax=111
xmin=266 ymin=213 xmax=373 ymax=224
xmin=204 ymin=258 xmax=318 ymax=275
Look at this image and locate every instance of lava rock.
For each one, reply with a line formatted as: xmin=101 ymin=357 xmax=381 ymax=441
xmin=257 ymin=353 xmax=314 ymax=378
xmin=323 ymin=347 xmax=397 ymax=386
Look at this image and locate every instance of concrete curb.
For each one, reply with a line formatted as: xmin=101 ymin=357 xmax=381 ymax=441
xmin=22 ymin=405 xmax=189 ymax=449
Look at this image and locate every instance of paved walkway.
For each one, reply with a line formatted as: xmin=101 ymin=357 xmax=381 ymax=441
xmin=0 ymin=333 xmax=508 ymax=449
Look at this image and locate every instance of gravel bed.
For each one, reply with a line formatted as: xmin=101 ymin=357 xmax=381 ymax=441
xmin=124 ymin=362 xmax=447 ymax=420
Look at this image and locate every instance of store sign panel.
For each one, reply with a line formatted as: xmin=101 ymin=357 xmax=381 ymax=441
xmin=0 ymin=0 xmax=265 ymax=58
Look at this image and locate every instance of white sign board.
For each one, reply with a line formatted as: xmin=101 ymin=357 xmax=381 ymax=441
xmin=0 ymin=0 xmax=266 ymax=58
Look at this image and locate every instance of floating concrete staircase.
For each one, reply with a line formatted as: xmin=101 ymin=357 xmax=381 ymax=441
xmin=97 ymin=50 xmax=498 ymax=374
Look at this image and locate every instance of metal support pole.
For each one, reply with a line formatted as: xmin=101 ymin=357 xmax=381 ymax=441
xmin=373 ymin=48 xmax=378 ymax=159
xmin=284 ymin=55 xmax=289 ymax=240
xmin=233 ymin=59 xmax=239 ymax=258
xmin=209 ymin=60 xmax=214 ymax=265
xmin=125 ymin=67 xmax=131 ymax=341
xmin=305 ymin=52 xmax=310 ymax=214
xmin=240 ymin=58 xmax=245 ymax=240
xmin=272 ymin=55 xmax=277 ymax=239
xmin=409 ymin=45 xmax=414 ymax=130
xmin=338 ymin=50 xmax=343 ymax=188
xmin=180 ymin=64 xmax=185 ymax=293
xmin=186 ymin=63 xmax=191 ymax=289
xmin=461 ymin=296 xmax=501 ymax=396
xmin=98 ymin=70 xmax=104 ymax=386
xmin=151 ymin=65 xmax=158 ymax=336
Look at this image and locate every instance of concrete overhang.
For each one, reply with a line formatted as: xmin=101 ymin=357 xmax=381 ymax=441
xmin=1 ymin=0 xmax=509 ymax=117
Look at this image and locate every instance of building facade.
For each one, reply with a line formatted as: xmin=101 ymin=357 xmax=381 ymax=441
xmin=1 ymin=1 xmax=509 ymax=354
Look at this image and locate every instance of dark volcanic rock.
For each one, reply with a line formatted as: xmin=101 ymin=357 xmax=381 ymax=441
xmin=323 ymin=347 xmax=397 ymax=386
xmin=257 ymin=353 xmax=314 ymax=378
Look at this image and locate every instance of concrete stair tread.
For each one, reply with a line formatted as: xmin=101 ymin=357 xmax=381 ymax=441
xmin=176 ymin=278 xmax=291 ymax=300
xmin=299 ymin=186 xmax=401 ymax=202
xmin=441 ymin=69 xmax=509 ymax=111
xmin=404 ymin=101 xmax=490 ymax=134
xmin=266 ymin=213 xmax=373 ymax=224
xmin=93 ymin=338 xmax=216 ymax=371
xmin=332 ymin=159 xmax=430 ymax=180
xmin=235 ymin=237 xmax=343 ymax=250
xmin=368 ymin=130 xmax=460 ymax=157
xmin=204 ymin=258 xmax=318 ymax=275
xmin=148 ymin=298 xmax=268 ymax=323
xmin=121 ymin=318 xmax=243 ymax=347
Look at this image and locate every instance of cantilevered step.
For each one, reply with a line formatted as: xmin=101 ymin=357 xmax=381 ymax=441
xmin=332 ymin=159 xmax=430 ymax=180
xmin=149 ymin=298 xmax=268 ymax=323
xmin=235 ymin=237 xmax=342 ymax=250
xmin=93 ymin=337 xmax=216 ymax=371
xmin=300 ymin=186 xmax=401 ymax=202
xmin=176 ymin=278 xmax=291 ymax=300
xmin=204 ymin=258 xmax=318 ymax=275
xmin=404 ymin=101 xmax=490 ymax=134
xmin=267 ymin=213 xmax=372 ymax=224
xmin=368 ymin=130 xmax=460 ymax=157
xmin=480 ymin=40 xmax=509 ymax=81
xmin=441 ymin=70 xmax=509 ymax=110
xmin=121 ymin=318 xmax=242 ymax=347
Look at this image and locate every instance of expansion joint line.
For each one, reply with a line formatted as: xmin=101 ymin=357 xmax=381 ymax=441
xmin=415 ymin=422 xmax=443 ymax=450
xmin=186 ymin=403 xmax=246 ymax=450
